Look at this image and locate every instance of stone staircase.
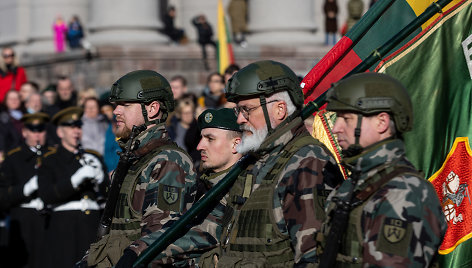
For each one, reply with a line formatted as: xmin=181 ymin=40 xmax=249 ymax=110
xmin=22 ymin=43 xmax=331 ymax=97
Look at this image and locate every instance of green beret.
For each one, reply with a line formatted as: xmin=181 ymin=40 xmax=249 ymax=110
xmin=52 ymin=106 xmax=84 ymax=126
xmin=198 ymin=108 xmax=241 ymax=132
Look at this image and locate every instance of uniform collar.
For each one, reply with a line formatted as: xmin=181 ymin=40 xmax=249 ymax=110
xmin=344 ymin=138 xmax=405 ymax=173
xmin=254 ymin=117 xmax=305 ymax=156
xmin=118 ymin=123 xmax=168 ymax=150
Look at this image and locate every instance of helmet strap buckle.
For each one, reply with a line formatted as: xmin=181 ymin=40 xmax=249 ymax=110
xmin=342 ymin=114 xmax=364 ymax=157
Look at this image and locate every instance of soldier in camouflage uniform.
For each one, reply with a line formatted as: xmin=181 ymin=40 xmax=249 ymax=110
xmin=145 ymin=108 xmax=243 ymax=267
xmin=318 ymin=73 xmax=447 ymax=267
xmin=84 ymin=70 xmax=197 ymax=268
xmin=210 ymin=60 xmax=342 ymax=267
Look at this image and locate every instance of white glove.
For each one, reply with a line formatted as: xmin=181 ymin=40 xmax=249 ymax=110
xmin=71 ymin=165 xmax=95 ymax=189
xmin=23 ymin=175 xmax=38 ymax=196
xmin=79 ymin=154 xmax=104 ymax=185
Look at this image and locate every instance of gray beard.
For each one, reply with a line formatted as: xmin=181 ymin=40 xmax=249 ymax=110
xmin=236 ymin=124 xmax=268 ymax=154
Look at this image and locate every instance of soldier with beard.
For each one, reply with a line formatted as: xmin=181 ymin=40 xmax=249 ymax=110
xmin=83 ymin=70 xmax=197 ymax=268
xmin=207 ymin=60 xmax=343 ymax=267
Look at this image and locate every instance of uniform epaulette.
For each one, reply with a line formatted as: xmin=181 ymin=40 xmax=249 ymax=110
xmin=7 ymin=146 xmax=21 ymax=156
xmin=43 ymin=147 xmax=58 ymax=158
xmin=85 ymin=149 xmax=102 ymax=157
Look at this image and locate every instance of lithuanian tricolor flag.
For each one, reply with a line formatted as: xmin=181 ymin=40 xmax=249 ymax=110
xmin=217 ymin=0 xmax=235 ymax=74
xmin=302 ymin=0 xmax=461 ymax=104
xmin=307 ymin=0 xmax=460 ymax=181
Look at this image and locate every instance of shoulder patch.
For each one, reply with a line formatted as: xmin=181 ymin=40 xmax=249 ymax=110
xmin=377 ymin=217 xmax=412 ymax=257
xmin=157 ymin=184 xmax=183 ymax=212
xmin=7 ymin=146 xmax=22 ymax=156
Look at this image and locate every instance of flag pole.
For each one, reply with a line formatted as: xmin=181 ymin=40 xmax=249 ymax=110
xmin=346 ymin=0 xmax=454 ymax=76
xmin=132 ymin=1 xmax=453 ymax=266
xmin=303 ymin=0 xmax=396 ymax=98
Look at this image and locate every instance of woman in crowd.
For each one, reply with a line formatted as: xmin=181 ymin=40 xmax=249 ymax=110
xmin=81 ymin=97 xmax=108 ymax=156
xmin=0 ymin=90 xmax=26 ymax=162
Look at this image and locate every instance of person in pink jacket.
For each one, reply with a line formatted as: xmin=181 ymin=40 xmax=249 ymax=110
xmin=53 ymin=15 xmax=68 ymax=53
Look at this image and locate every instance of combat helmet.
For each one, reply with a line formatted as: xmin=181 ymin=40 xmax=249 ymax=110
xmin=109 ymin=70 xmax=175 ymax=126
xmin=327 ymin=72 xmax=413 ymax=156
xmin=226 ymin=60 xmax=304 ymax=133
xmin=226 ymin=60 xmax=304 ymax=109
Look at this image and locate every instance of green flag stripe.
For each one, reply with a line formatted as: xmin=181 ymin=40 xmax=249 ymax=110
xmin=353 ymin=0 xmax=421 ymax=65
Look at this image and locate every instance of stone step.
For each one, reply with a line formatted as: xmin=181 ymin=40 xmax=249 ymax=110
xmin=22 ymin=43 xmax=331 ymax=97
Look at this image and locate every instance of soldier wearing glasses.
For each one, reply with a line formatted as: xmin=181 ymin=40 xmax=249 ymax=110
xmin=37 ymin=107 xmax=108 ymax=268
xmin=0 ymin=112 xmax=51 ymax=267
xmin=209 ymin=60 xmax=342 ymax=267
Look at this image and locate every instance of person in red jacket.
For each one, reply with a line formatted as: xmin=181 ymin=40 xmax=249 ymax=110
xmin=0 ymin=47 xmax=27 ymax=102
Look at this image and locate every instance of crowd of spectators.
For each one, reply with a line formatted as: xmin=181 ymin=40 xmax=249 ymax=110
xmin=0 ymin=46 xmax=242 ymax=173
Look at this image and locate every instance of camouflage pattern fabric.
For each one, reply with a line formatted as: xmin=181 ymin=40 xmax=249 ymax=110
xmin=322 ymin=139 xmax=447 ymax=267
xmin=218 ymin=118 xmax=342 ymax=266
xmin=93 ymin=124 xmax=197 ymax=264
xmin=145 ymin=167 xmax=232 ymax=267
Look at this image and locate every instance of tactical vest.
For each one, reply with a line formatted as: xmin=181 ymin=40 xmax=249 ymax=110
xmin=218 ymin=133 xmax=318 ymax=267
xmin=88 ymin=140 xmax=185 ymax=267
xmin=320 ymin=165 xmax=419 ymax=267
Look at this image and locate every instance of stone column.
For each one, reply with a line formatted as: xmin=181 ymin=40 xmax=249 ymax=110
xmin=88 ymin=0 xmax=168 ymax=45
xmin=27 ymin=0 xmax=89 ymax=53
xmin=247 ymin=0 xmax=319 ymax=44
xmin=0 ymin=0 xmax=30 ymax=48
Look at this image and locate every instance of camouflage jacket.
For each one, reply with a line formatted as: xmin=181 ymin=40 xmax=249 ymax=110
xmin=120 ymin=124 xmax=197 ymax=257
xmin=150 ymin=167 xmax=232 ymax=267
xmin=219 ymin=118 xmax=342 ymax=267
xmin=322 ymin=138 xmax=447 ymax=267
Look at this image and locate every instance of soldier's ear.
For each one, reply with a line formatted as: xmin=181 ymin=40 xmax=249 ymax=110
xmin=56 ymin=126 xmax=64 ymax=139
xmin=232 ymin=137 xmax=241 ymax=154
xmin=147 ymin=101 xmax=161 ymax=119
xmin=376 ymin=112 xmax=390 ymax=134
xmin=272 ymin=100 xmax=287 ymax=121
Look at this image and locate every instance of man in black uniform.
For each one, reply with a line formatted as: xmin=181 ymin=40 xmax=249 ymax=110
xmin=0 ymin=112 xmax=51 ymax=268
xmin=38 ymin=106 xmax=108 ymax=268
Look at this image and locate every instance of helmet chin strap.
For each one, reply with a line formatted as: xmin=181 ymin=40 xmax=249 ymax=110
xmin=259 ymin=95 xmax=274 ymax=135
xmin=140 ymin=103 xmax=166 ymax=127
xmin=342 ymin=114 xmax=364 ymax=157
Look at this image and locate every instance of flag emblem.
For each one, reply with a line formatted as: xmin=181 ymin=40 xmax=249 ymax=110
xmin=429 ymin=137 xmax=472 ymax=254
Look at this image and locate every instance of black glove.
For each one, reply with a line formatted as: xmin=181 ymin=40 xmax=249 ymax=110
xmin=115 ymin=249 xmax=138 ymax=268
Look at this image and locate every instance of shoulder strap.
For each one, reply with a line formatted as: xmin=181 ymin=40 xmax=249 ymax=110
xmin=354 ymin=165 xmax=420 ymax=201
xmin=266 ymin=132 xmax=317 ymax=182
xmin=132 ymin=138 xmax=174 ymax=158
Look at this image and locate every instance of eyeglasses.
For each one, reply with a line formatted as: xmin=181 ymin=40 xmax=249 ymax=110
xmin=233 ymin=100 xmax=279 ymax=120
xmin=2 ymin=53 xmax=14 ymax=58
